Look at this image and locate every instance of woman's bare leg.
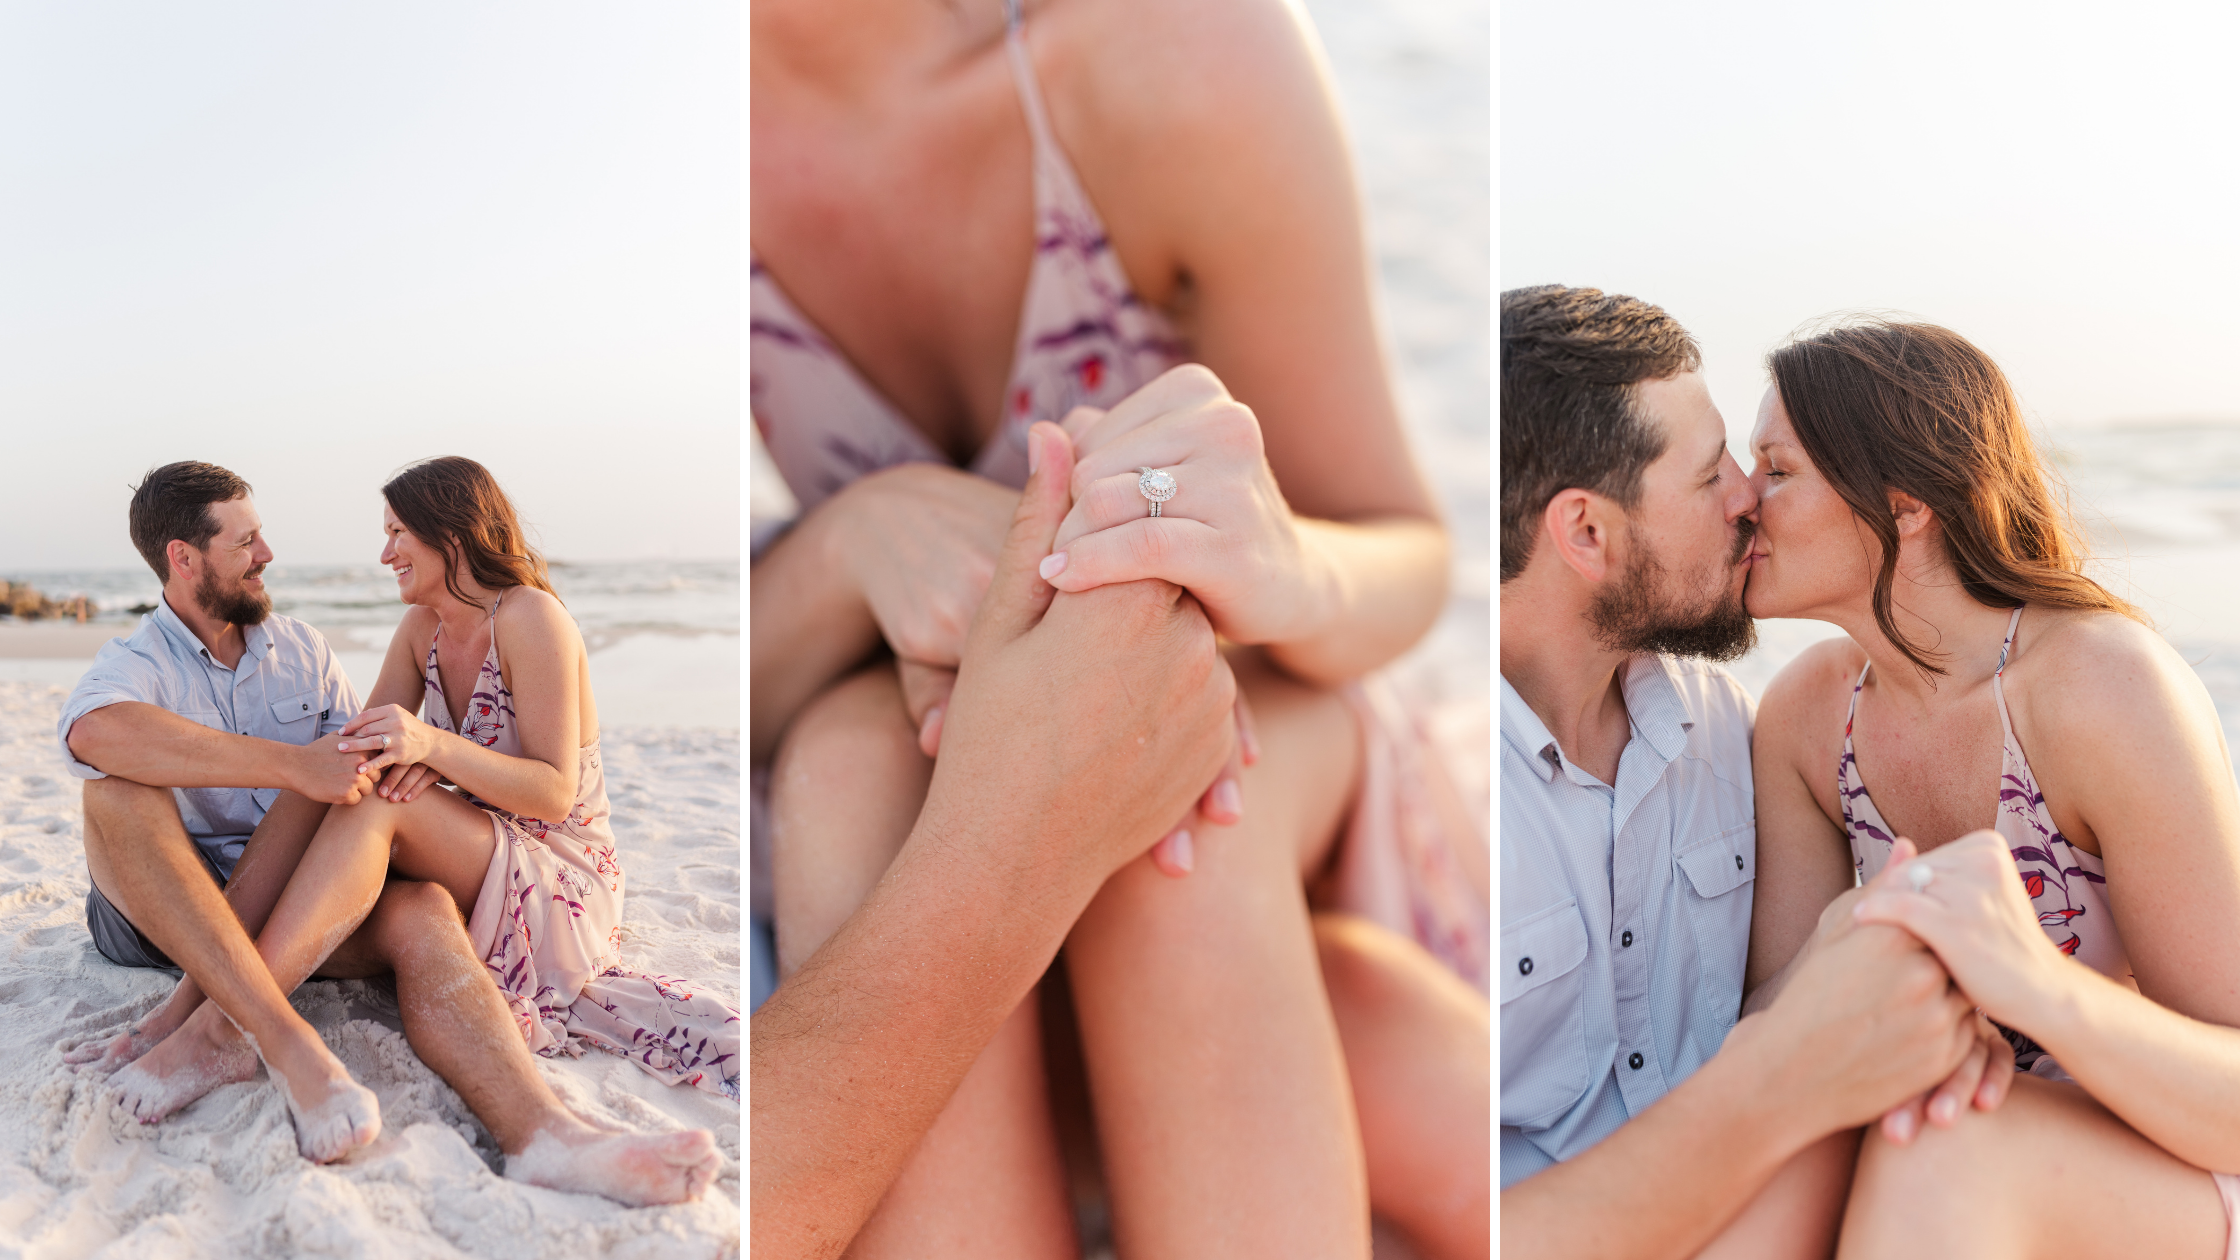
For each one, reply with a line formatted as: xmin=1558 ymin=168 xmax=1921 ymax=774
xmin=1064 ymin=650 xmax=1371 ymax=1260
xmin=310 ymin=879 xmax=718 ymax=1205
xmin=1692 ymin=1130 xmax=1860 ymax=1260
xmin=1314 ymin=912 xmax=1489 ymax=1260
xmin=1839 ymin=1073 xmax=2228 ymax=1259
xmin=770 ymin=665 xmax=1078 ymax=1260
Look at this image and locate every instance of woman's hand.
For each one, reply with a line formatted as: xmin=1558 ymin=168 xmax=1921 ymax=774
xmin=336 ymin=704 xmax=446 ymax=781
xmin=1853 ymin=831 xmax=2078 ymax=1034
xmin=1040 ymin=366 xmax=1335 ymax=649
xmin=375 ymin=761 xmax=445 ymax=804
xmin=833 ymin=463 xmax=1018 ymax=668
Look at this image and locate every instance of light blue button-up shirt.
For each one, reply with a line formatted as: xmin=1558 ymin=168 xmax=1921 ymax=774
xmin=1500 ymin=654 xmax=1756 ymax=1188
xmin=57 ymin=596 xmax=361 ymax=877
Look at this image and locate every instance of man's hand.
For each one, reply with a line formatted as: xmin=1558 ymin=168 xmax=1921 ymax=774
xmin=286 ymin=736 xmax=380 ymax=805
xmin=912 ymin=421 xmax=1238 ymax=891
xmin=1738 ymin=850 xmax=1983 ymax=1144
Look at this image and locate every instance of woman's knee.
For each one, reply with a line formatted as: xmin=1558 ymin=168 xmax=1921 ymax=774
xmin=770 ymin=665 xmax=935 ymax=972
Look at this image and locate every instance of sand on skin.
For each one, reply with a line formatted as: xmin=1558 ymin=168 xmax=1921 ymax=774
xmin=0 ymin=680 xmax=741 ymax=1259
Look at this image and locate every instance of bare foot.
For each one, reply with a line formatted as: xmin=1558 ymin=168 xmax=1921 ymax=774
xmin=109 ymin=1018 xmax=260 ymax=1123
xmin=260 ymin=1033 xmax=382 ymax=1163
xmin=504 ymin=1124 xmax=721 ymax=1206
xmin=66 ymin=985 xmax=205 ymax=1074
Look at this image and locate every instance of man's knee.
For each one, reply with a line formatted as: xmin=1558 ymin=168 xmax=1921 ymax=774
xmin=365 ymin=880 xmax=468 ymax=960
xmin=82 ymin=774 xmax=180 ymax=829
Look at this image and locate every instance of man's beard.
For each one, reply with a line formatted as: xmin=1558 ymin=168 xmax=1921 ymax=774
xmin=195 ymin=562 xmax=272 ymax=627
xmin=1589 ymin=517 xmax=1757 ymax=662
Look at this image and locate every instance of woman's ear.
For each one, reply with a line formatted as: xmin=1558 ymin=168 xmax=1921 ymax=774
xmin=1888 ymin=488 xmax=1937 ymax=542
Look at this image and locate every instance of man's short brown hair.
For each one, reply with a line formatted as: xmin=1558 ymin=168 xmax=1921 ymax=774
xmin=1500 ymin=285 xmax=1701 ymax=581
xmin=129 ymin=462 xmax=253 ymax=583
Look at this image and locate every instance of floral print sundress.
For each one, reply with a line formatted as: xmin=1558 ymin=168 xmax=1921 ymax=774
xmin=425 ymin=593 xmax=739 ymax=1097
xmin=1840 ymin=606 xmax=2135 ymax=1077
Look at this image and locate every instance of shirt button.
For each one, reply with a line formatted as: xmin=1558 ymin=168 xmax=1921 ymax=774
xmin=1621 ymin=930 xmax=1634 ymax=948
xmin=1628 ymin=1051 xmax=1645 ymax=1070
xmin=1736 ymin=854 xmax=1745 ymax=871
xmin=1518 ymin=956 xmax=1534 ymax=976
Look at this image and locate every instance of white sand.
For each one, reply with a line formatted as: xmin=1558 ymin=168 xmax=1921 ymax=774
xmin=0 ymin=681 xmax=741 ymax=1258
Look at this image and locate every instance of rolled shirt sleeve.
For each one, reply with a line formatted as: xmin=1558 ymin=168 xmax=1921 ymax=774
xmin=56 ymin=635 xmax=172 ymax=780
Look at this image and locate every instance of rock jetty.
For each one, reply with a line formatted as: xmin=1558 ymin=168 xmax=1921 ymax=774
xmin=0 ymin=579 xmax=96 ymax=622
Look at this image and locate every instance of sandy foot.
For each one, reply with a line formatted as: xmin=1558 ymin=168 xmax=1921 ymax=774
xmin=110 ymin=1022 xmax=260 ymax=1123
xmin=504 ymin=1126 xmax=721 ymax=1206
xmin=65 ymin=1024 xmax=169 ymax=1076
xmin=279 ymin=1069 xmax=383 ymax=1163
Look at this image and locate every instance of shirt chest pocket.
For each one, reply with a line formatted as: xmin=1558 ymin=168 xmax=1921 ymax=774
xmin=270 ymin=689 xmax=327 ymax=735
xmin=1674 ymin=823 xmax=1756 ymax=1028
xmin=1500 ymin=898 xmax=1593 ymax=1130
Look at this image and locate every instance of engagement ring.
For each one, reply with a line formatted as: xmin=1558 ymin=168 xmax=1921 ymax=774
xmin=1138 ymin=467 xmax=1176 ymax=518
xmin=380 ymin=734 xmax=392 ymax=751
xmin=1906 ymin=860 xmax=1935 ymax=893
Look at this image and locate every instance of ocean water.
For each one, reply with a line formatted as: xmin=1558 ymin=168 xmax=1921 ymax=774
xmin=0 ymin=559 xmax=740 ymax=729
xmin=1722 ymin=421 xmax=2240 ymax=777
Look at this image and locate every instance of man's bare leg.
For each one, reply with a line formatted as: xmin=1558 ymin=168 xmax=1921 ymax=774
xmin=79 ymin=777 xmax=379 ymax=1160
xmin=769 ymin=665 xmax=1079 ymax=1260
xmin=310 ymin=879 xmax=719 ymax=1205
xmin=68 ymin=790 xmax=331 ymax=1074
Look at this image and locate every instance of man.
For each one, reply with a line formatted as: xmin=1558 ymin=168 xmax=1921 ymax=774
xmin=751 ymin=422 xmax=1241 ymax=1259
xmin=61 ymin=462 xmax=394 ymax=1156
xmin=1498 ymin=286 xmax=1987 ymax=1256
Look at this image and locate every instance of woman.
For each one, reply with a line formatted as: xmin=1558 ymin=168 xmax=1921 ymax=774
xmin=752 ymin=0 xmax=1487 ymax=1254
xmin=78 ymin=457 xmax=730 ymax=1205
xmin=1744 ymin=320 xmax=2240 ymax=1256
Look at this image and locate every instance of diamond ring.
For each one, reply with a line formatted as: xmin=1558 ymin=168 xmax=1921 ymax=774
xmin=1906 ymin=860 xmax=1935 ymax=893
xmin=380 ymin=734 xmax=392 ymax=751
xmin=1138 ymin=467 xmax=1176 ymax=518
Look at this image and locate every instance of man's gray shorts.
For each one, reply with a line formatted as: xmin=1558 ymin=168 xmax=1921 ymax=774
xmin=84 ymin=848 xmax=226 ymax=972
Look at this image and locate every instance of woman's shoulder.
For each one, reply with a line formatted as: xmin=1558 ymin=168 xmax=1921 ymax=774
xmin=493 ymin=587 xmax=580 ymax=647
xmin=394 ymin=604 xmax=440 ymax=654
xmin=2012 ymin=605 xmax=2190 ymax=718
xmin=1755 ymin=635 xmax=1869 ymax=744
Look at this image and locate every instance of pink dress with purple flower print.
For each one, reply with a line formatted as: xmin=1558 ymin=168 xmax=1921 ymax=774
xmin=425 ymin=594 xmax=738 ymax=1098
xmin=1840 ymin=606 xmax=2136 ymax=1076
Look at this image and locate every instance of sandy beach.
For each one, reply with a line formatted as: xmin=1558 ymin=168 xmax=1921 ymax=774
xmin=0 ymin=678 xmax=742 ymax=1258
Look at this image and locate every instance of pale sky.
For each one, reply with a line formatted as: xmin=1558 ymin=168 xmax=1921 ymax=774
xmin=1502 ymin=0 xmax=2240 ymax=453
xmin=0 ymin=2 xmax=738 ymax=571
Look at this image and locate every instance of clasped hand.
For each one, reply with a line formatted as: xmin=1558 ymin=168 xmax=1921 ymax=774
xmin=335 ymin=705 xmax=447 ymax=803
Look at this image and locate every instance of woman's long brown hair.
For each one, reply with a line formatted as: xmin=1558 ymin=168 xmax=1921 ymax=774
xmin=1768 ymin=319 xmax=2141 ymax=677
xmin=383 ymin=457 xmax=559 ymax=610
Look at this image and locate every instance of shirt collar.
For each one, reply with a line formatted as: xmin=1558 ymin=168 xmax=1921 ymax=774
xmin=1500 ymin=654 xmax=1698 ymax=782
xmin=1620 ymin=654 xmax=1696 ymax=763
xmin=154 ymin=594 xmax=271 ymax=667
xmin=1499 ymin=675 xmax=1562 ymax=782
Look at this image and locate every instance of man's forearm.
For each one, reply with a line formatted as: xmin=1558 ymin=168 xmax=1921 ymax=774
xmin=750 ymin=822 xmax=1095 ymax=1260
xmin=1502 ymin=1025 xmax=1820 ymax=1260
xmin=750 ymin=502 xmax=881 ymax=764
xmin=69 ymin=702 xmax=303 ymax=791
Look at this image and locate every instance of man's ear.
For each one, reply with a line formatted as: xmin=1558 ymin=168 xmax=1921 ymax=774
xmin=1540 ymin=488 xmax=1624 ymax=584
xmin=165 ymin=539 xmax=198 ymax=584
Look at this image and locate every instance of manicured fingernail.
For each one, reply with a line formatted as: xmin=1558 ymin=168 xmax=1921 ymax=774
xmin=1213 ymin=779 xmax=1242 ymax=818
xmin=1889 ymin=1109 xmax=1915 ymax=1142
xmin=1930 ymin=1095 xmax=1958 ymax=1125
xmin=1168 ymin=830 xmax=1193 ymax=873
xmin=1039 ymin=552 xmax=1068 ymax=580
xmin=1028 ymin=427 xmax=1043 ymax=474
xmin=919 ymin=706 xmax=941 ymax=745
xmin=1241 ymin=726 xmax=1261 ymax=766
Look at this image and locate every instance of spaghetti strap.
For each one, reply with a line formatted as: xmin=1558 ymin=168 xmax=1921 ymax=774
xmin=1003 ymin=4 xmax=1063 ymax=168
xmin=1991 ymin=605 xmax=2024 ymax=740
